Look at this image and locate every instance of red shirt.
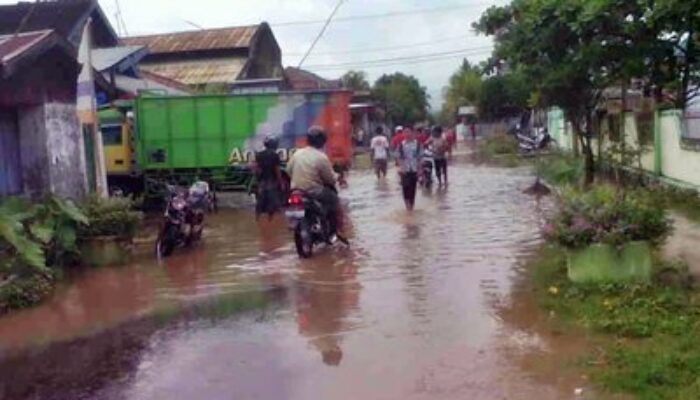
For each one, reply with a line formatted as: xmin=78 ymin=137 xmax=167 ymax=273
xmin=391 ymin=132 xmax=406 ymax=150
xmin=417 ymin=133 xmax=430 ymax=145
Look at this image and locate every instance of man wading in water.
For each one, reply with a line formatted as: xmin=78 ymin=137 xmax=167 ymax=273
xmin=253 ymin=136 xmax=285 ymax=220
xmin=397 ymin=128 xmax=421 ymax=211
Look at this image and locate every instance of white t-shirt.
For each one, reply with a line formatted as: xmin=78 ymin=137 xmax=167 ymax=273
xmin=370 ymin=135 xmax=389 ymax=160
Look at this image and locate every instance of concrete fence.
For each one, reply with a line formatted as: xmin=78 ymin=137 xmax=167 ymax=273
xmin=548 ymin=108 xmax=700 ymax=188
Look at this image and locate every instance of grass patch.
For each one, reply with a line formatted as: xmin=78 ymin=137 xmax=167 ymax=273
xmin=648 ymin=185 xmax=700 ymax=224
xmin=530 ymin=246 xmax=700 ymax=399
xmin=477 ymin=133 xmax=523 ymax=167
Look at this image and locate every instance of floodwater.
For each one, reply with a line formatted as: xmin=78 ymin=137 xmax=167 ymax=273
xmin=0 ymin=153 xmax=593 ymax=400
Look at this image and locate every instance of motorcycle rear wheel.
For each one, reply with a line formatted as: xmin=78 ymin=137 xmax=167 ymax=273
xmin=294 ymin=220 xmax=314 ymax=258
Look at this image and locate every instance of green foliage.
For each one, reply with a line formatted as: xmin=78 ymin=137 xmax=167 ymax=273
xmin=440 ymin=60 xmax=530 ymax=122
xmin=0 ymin=196 xmax=88 ymax=275
xmin=530 ymin=247 xmax=700 ymax=399
xmin=647 ymin=184 xmax=700 ymax=223
xmin=478 ymin=72 xmax=530 ymax=120
xmin=78 ymin=195 xmax=143 ymax=239
xmin=340 ymin=70 xmax=370 ymax=92
xmin=536 ymin=153 xmax=583 ymax=186
xmin=473 ymin=0 xmax=700 ymax=182
xmin=441 ymin=59 xmax=483 ymax=122
xmin=544 ymin=185 xmax=672 ymax=248
xmin=481 ymin=133 xmax=518 ymax=156
xmin=0 ymin=272 xmax=55 ymax=314
xmin=372 ymin=73 xmax=429 ymax=125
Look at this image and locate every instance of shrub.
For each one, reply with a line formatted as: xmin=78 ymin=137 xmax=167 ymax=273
xmin=536 ymin=152 xmax=583 ymax=186
xmin=482 ymin=133 xmax=519 ymax=156
xmin=0 ymin=196 xmax=88 ymax=275
xmin=544 ymin=185 xmax=672 ymax=248
xmin=0 ymin=272 xmax=55 ymax=314
xmin=78 ymin=196 xmax=143 ymax=240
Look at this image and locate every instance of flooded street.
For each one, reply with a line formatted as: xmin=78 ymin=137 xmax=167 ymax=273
xmin=0 ymin=156 xmax=590 ymax=400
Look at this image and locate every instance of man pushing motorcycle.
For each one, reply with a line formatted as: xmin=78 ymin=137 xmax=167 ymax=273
xmin=287 ymin=126 xmax=346 ymax=243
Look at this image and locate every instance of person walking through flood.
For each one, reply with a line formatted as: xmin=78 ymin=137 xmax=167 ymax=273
xmin=397 ymin=128 xmax=421 ymax=211
xmin=370 ymin=126 xmax=390 ymax=180
xmin=430 ymin=126 xmax=449 ymax=186
xmin=253 ymin=136 xmax=285 ymax=220
xmin=390 ymin=125 xmax=406 ymax=154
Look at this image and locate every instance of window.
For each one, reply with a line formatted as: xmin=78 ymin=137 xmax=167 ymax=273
xmin=101 ymin=124 xmax=123 ymax=146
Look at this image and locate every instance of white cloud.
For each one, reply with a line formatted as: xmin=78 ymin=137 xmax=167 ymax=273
xmin=1 ymin=0 xmax=506 ymax=109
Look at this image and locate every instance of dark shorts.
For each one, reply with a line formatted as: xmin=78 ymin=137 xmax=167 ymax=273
xmin=400 ymin=172 xmax=418 ymax=204
xmin=256 ymin=180 xmax=283 ymax=216
xmin=434 ymin=158 xmax=447 ymax=177
xmin=374 ymin=158 xmax=388 ymax=174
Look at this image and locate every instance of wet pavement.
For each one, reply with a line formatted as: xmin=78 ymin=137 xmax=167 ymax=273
xmin=0 ymin=154 xmax=592 ymax=400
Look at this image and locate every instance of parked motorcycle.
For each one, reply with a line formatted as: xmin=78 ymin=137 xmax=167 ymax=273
xmin=516 ymin=126 xmax=555 ymax=153
xmin=285 ymin=189 xmax=346 ymax=258
xmin=155 ymin=181 xmax=211 ymax=258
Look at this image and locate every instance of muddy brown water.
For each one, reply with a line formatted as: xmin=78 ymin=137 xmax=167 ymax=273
xmin=0 ymin=156 xmax=593 ymax=400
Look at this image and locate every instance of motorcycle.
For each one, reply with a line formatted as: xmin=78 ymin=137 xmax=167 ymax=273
xmin=285 ymin=188 xmax=346 ymax=258
xmin=516 ymin=126 xmax=555 ymax=154
xmin=155 ymin=181 xmax=211 ymax=258
xmin=420 ymin=148 xmax=435 ymax=188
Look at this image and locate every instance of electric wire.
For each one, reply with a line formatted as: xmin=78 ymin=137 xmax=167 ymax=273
xmin=297 ymin=0 xmax=346 ymax=68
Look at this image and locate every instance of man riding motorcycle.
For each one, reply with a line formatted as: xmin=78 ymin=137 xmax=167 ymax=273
xmin=287 ymin=126 xmax=344 ymax=240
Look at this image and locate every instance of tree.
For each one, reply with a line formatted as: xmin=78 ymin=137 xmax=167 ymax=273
xmin=475 ymin=0 xmax=649 ymax=184
xmin=340 ymin=70 xmax=371 ymax=92
xmin=478 ymin=71 xmax=530 ymax=120
xmin=643 ymin=0 xmax=700 ymax=108
xmin=441 ymin=59 xmax=483 ymax=122
xmin=372 ymin=73 xmax=429 ymax=125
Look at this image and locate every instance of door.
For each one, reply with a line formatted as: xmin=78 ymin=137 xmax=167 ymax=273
xmin=0 ymin=108 xmax=22 ymax=196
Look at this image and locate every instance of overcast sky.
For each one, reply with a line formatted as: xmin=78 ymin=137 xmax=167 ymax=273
xmin=3 ymin=0 xmax=505 ymax=109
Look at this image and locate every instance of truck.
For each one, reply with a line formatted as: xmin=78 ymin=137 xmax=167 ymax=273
xmin=101 ymin=90 xmax=353 ymax=197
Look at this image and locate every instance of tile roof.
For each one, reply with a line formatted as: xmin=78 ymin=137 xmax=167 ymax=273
xmin=122 ymin=25 xmax=259 ymax=55
xmin=140 ymin=57 xmax=248 ymax=85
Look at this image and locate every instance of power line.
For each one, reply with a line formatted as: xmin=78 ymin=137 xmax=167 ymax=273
xmin=298 ymin=0 xmax=346 ymax=68
xmin=303 ymin=46 xmax=492 ymax=69
xmin=271 ymin=3 xmax=491 ymax=27
xmin=306 ymin=50 xmax=492 ymax=71
xmin=285 ymin=34 xmax=474 ymax=57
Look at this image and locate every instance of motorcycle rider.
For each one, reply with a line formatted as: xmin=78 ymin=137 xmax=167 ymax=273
xmin=287 ymin=126 xmax=344 ymax=240
xmin=253 ymin=135 xmax=285 ymax=220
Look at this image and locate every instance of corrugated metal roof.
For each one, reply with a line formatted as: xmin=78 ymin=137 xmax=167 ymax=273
xmin=110 ymin=73 xmax=190 ymax=96
xmin=91 ymin=45 xmax=147 ymax=72
xmin=123 ymin=25 xmax=259 ymax=55
xmin=140 ymin=57 xmax=247 ymax=85
xmin=0 ymin=30 xmax=53 ymax=64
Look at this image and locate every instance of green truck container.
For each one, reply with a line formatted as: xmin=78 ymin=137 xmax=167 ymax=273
xmin=119 ymin=90 xmax=352 ymax=196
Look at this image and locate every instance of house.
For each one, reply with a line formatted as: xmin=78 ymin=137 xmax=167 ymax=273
xmin=123 ymin=24 xmax=284 ymax=91
xmin=0 ymin=0 xmax=123 ymax=198
xmin=91 ymin=46 xmax=191 ymax=98
xmin=0 ymin=30 xmax=84 ymax=198
xmin=284 ymin=67 xmax=342 ymax=91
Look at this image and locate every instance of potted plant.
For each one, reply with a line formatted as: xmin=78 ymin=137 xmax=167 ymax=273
xmin=78 ymin=196 xmax=143 ymax=267
xmin=544 ymin=185 xmax=672 ymax=283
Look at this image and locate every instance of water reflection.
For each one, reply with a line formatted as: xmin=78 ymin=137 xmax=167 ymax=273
xmin=295 ymin=253 xmax=361 ymax=366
